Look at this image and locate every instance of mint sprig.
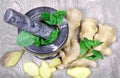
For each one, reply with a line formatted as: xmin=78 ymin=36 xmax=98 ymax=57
xmin=80 ymin=38 xmax=103 ymax=60
xmin=69 ymin=38 xmax=103 ymax=64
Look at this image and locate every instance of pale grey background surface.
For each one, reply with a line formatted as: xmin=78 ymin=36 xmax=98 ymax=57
xmin=0 ymin=0 xmax=120 ymax=78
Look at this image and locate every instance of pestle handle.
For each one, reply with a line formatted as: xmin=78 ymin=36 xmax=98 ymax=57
xmin=4 ymin=8 xmax=54 ymax=39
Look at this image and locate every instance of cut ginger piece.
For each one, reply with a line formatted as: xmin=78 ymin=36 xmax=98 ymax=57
xmin=39 ymin=61 xmax=52 ymax=78
xmin=50 ymin=67 xmax=57 ymax=73
xmin=1 ymin=49 xmax=25 ymax=67
xmin=49 ymin=58 xmax=61 ymax=67
xmin=67 ymin=67 xmax=91 ymax=78
xmin=23 ymin=62 xmax=39 ymax=76
xmin=33 ymin=75 xmax=42 ymax=78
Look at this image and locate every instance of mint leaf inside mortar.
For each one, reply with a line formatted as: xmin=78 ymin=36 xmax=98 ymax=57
xmin=40 ymin=10 xmax=66 ymax=25
xmin=16 ymin=31 xmax=36 ymax=47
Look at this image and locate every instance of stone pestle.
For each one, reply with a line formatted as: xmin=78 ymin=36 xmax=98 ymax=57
xmin=4 ymin=8 xmax=54 ymax=39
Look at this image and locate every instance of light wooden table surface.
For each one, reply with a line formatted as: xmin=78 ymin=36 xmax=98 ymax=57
xmin=0 ymin=0 xmax=120 ymax=78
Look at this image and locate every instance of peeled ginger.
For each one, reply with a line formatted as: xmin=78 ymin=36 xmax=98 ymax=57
xmin=23 ymin=62 xmax=39 ymax=76
xmin=1 ymin=49 xmax=25 ymax=67
xmin=49 ymin=58 xmax=62 ymax=67
xmin=39 ymin=61 xmax=52 ymax=78
xmin=67 ymin=67 xmax=91 ymax=78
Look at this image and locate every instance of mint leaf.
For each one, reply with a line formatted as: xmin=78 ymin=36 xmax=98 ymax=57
xmin=93 ymin=40 xmax=103 ymax=46
xmin=80 ymin=41 xmax=88 ymax=56
xmin=57 ymin=17 xmax=63 ymax=24
xmin=83 ymin=38 xmax=93 ymax=49
xmin=53 ymin=10 xmax=66 ymax=24
xmin=16 ymin=31 xmax=36 ymax=47
xmin=40 ymin=11 xmax=66 ymax=25
xmin=92 ymin=50 xmax=103 ymax=59
xmin=40 ymin=12 xmax=57 ymax=25
xmin=35 ymin=37 xmax=41 ymax=47
xmin=85 ymin=55 xmax=98 ymax=60
xmin=83 ymin=38 xmax=103 ymax=49
xmin=40 ymin=12 xmax=50 ymax=20
xmin=41 ymin=28 xmax=59 ymax=45
xmin=85 ymin=50 xmax=103 ymax=60
xmin=45 ymin=15 xmax=57 ymax=25
xmin=53 ymin=10 xmax=66 ymax=18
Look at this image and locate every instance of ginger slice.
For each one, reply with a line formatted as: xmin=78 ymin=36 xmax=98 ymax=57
xmin=49 ymin=58 xmax=62 ymax=67
xmin=67 ymin=67 xmax=91 ymax=78
xmin=39 ymin=61 xmax=52 ymax=78
xmin=23 ymin=62 xmax=39 ymax=76
xmin=1 ymin=49 xmax=25 ymax=67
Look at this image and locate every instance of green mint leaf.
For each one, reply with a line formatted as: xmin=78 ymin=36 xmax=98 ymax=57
xmin=53 ymin=10 xmax=66 ymax=24
xmin=85 ymin=50 xmax=103 ymax=60
xmin=40 ymin=12 xmax=57 ymax=25
xmin=92 ymin=50 xmax=103 ymax=59
xmin=40 ymin=11 xmax=66 ymax=25
xmin=53 ymin=10 xmax=66 ymax=18
xmin=16 ymin=31 xmax=36 ymax=47
xmin=93 ymin=40 xmax=103 ymax=46
xmin=83 ymin=38 xmax=103 ymax=48
xmin=85 ymin=55 xmax=98 ymax=60
xmin=45 ymin=15 xmax=57 ymax=25
xmin=34 ymin=37 xmax=41 ymax=47
xmin=80 ymin=41 xmax=88 ymax=56
xmin=83 ymin=38 xmax=93 ymax=49
xmin=41 ymin=28 xmax=59 ymax=45
xmin=57 ymin=17 xmax=63 ymax=24
xmin=40 ymin=12 xmax=50 ymax=20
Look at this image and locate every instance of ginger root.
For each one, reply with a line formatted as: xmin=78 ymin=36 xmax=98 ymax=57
xmin=103 ymin=47 xmax=112 ymax=56
xmin=64 ymin=8 xmax=82 ymax=51
xmin=58 ymin=8 xmax=85 ymax=68
xmin=80 ymin=18 xmax=98 ymax=40
xmin=80 ymin=19 xmax=114 ymax=56
xmin=59 ymin=19 xmax=116 ymax=68
xmin=94 ymin=24 xmax=116 ymax=55
xmin=62 ymin=39 xmax=80 ymax=65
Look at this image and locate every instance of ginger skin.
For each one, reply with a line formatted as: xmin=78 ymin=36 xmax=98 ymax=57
xmin=58 ymin=12 xmax=116 ymax=69
xmin=63 ymin=39 xmax=80 ymax=65
xmin=80 ymin=18 xmax=98 ymax=40
xmin=94 ymin=24 xmax=116 ymax=55
xmin=63 ymin=8 xmax=82 ymax=53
